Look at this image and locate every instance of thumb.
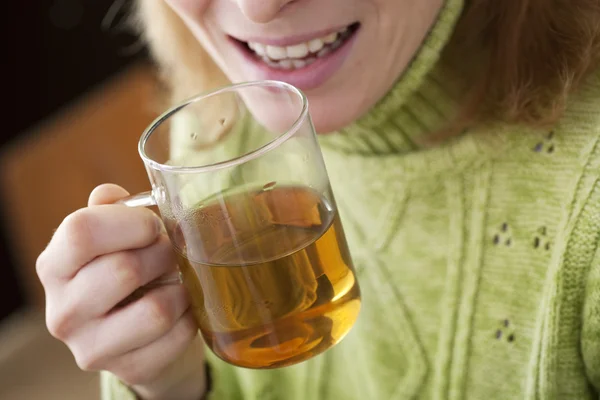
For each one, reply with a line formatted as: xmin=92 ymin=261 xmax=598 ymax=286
xmin=88 ymin=184 xmax=130 ymax=206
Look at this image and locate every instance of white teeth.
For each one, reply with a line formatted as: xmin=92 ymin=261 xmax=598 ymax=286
xmin=308 ymin=38 xmax=324 ymax=53
xmin=286 ymin=43 xmax=309 ymax=58
xmin=253 ymin=43 xmax=266 ymax=56
xmin=323 ymin=33 xmax=338 ymax=44
xmin=292 ymin=59 xmax=306 ymax=69
xmin=279 ymin=59 xmax=293 ymax=70
xmin=266 ymin=45 xmax=287 ymax=60
xmin=262 ymin=56 xmax=279 ymax=68
xmin=247 ymin=26 xmax=353 ymax=68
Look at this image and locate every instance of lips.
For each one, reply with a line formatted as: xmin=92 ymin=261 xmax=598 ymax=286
xmin=228 ymin=23 xmax=360 ymax=90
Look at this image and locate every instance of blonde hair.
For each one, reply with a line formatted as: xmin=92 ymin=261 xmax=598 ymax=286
xmin=134 ymin=0 xmax=228 ymax=104
xmin=134 ymin=0 xmax=600 ymax=128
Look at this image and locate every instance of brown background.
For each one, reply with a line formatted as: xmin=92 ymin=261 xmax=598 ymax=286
xmin=0 ymin=64 xmax=159 ymax=308
xmin=0 ymin=4 xmax=168 ymax=397
xmin=1 ymin=1 xmax=150 ymax=314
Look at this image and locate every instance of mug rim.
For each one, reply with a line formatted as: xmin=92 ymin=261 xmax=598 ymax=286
xmin=138 ymin=80 xmax=309 ymax=174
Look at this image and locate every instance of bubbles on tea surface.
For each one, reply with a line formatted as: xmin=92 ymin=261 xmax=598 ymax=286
xmin=262 ymin=181 xmax=277 ymax=191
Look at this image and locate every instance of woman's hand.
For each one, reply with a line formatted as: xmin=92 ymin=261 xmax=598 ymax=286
xmin=36 ymin=184 xmax=206 ymax=400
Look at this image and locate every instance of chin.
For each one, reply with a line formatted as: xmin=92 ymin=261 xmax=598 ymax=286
xmin=306 ymin=94 xmax=365 ymax=134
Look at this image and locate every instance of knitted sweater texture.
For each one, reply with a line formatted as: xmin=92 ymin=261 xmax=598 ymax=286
xmin=102 ymin=0 xmax=600 ymax=398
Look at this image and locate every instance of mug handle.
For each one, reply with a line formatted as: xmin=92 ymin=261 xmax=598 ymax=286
xmin=113 ymin=190 xmax=183 ymax=307
xmin=115 ymin=190 xmax=157 ymax=208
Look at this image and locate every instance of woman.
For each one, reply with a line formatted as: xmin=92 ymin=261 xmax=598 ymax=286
xmin=36 ymin=0 xmax=600 ymax=399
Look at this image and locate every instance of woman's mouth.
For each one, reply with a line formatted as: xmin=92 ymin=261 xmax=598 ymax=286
xmin=229 ymin=23 xmax=360 ymax=90
xmin=245 ymin=24 xmax=357 ymax=70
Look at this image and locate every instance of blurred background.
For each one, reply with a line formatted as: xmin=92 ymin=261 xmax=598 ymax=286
xmin=0 ymin=1 xmax=161 ymax=398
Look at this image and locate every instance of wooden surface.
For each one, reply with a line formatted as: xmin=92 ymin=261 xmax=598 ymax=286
xmin=0 ymin=62 xmax=161 ymax=308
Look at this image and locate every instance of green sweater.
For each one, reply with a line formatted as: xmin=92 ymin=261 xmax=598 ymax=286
xmin=102 ymin=0 xmax=600 ymax=398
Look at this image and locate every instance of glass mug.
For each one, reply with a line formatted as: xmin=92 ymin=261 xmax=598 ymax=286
xmin=118 ymin=81 xmax=361 ymax=369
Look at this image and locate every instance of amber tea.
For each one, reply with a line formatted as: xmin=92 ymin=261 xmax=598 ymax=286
xmin=117 ymin=82 xmax=360 ymax=368
xmin=170 ymin=185 xmax=361 ymax=369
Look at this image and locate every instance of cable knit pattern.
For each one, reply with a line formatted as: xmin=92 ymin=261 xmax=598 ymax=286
xmin=101 ymin=0 xmax=600 ymax=398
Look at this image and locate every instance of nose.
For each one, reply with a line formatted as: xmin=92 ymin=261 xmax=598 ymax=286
xmin=234 ymin=0 xmax=296 ymax=23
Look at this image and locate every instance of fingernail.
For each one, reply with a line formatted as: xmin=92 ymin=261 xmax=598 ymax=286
xmin=154 ymin=214 xmax=165 ymax=235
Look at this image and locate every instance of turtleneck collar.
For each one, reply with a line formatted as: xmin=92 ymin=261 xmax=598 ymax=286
xmin=319 ymin=0 xmax=464 ymax=155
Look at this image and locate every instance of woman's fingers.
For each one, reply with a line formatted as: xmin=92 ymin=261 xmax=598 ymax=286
xmin=88 ymin=184 xmax=131 ymax=206
xmin=108 ymin=310 xmax=198 ymax=387
xmin=67 ymin=234 xmax=177 ymax=318
xmin=39 ymin=205 xmax=162 ymax=281
xmin=38 ymin=184 xmax=206 ymax=399
xmin=80 ymin=283 xmax=191 ymax=362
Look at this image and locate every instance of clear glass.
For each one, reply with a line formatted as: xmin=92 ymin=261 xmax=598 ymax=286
xmin=122 ymin=81 xmax=361 ymax=369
